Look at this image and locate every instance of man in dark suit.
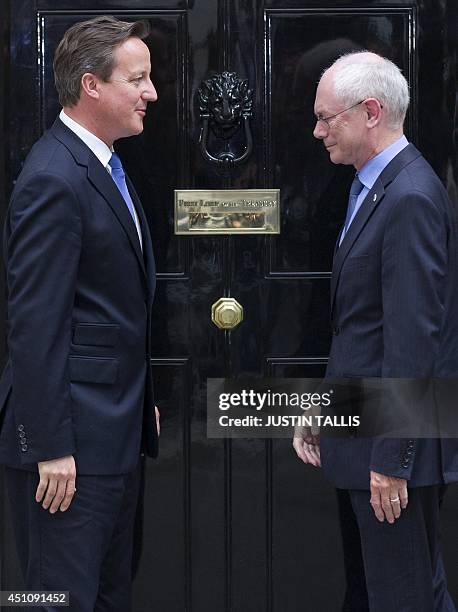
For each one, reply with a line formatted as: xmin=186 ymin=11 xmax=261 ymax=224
xmin=0 ymin=16 xmax=159 ymax=611
xmin=294 ymin=52 xmax=458 ymax=611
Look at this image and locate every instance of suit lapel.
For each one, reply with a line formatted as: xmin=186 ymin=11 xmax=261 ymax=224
xmin=330 ymin=144 xmax=422 ymax=317
xmin=333 ymin=228 xmax=343 ymax=258
xmin=86 ymin=162 xmax=147 ymax=277
xmin=125 ymin=174 xmax=156 ymax=298
xmin=330 ymin=179 xmax=385 ymax=313
xmin=50 ymin=118 xmax=147 ymax=279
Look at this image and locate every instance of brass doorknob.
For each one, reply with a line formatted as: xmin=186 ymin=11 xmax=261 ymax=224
xmin=211 ymin=297 xmax=243 ymax=330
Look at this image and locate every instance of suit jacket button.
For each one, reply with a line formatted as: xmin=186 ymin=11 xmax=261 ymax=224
xmin=21 ymin=444 xmax=28 ymax=452
xmin=401 ymin=460 xmax=409 ymax=468
xmin=18 ymin=424 xmax=25 ymax=432
xmin=19 ymin=432 xmax=26 ymax=439
xmin=332 ymin=326 xmax=340 ymax=336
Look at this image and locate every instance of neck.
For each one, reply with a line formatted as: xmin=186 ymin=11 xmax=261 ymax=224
xmin=63 ymin=106 xmax=114 ymax=148
xmin=355 ymin=129 xmax=404 ymax=171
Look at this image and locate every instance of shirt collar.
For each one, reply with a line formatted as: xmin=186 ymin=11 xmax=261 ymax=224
xmin=59 ymin=110 xmax=113 ymax=169
xmin=358 ymin=135 xmax=409 ymax=190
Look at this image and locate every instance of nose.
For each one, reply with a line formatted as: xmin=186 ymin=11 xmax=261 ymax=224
xmin=143 ymin=77 xmax=158 ymax=102
xmin=313 ymin=119 xmax=326 ymax=139
xmin=222 ymin=98 xmax=231 ymax=119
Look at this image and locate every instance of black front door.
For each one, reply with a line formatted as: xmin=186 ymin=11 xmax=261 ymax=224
xmin=1 ymin=1 xmax=457 ymax=611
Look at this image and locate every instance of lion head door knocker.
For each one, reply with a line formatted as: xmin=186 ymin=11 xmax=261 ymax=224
xmin=197 ymin=71 xmax=253 ymax=171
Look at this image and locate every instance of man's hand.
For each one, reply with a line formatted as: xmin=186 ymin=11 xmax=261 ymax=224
xmin=36 ymin=455 xmax=76 ymax=514
xmin=155 ymin=406 xmax=160 ymax=437
xmin=370 ymin=470 xmax=408 ymax=523
xmin=293 ymin=428 xmax=321 ymax=467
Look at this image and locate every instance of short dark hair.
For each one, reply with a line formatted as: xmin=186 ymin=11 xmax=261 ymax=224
xmin=53 ymin=15 xmax=150 ymax=107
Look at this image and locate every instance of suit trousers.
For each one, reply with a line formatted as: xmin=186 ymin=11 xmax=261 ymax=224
xmin=5 ymin=463 xmax=141 ymax=612
xmin=348 ymin=486 xmax=456 ymax=612
xmin=336 ymin=489 xmax=369 ymax=611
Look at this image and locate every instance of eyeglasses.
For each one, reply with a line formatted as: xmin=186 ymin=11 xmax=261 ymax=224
xmin=315 ymin=100 xmax=365 ymax=129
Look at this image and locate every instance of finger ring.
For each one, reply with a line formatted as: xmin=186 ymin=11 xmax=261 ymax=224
xmin=390 ymin=497 xmax=400 ymax=503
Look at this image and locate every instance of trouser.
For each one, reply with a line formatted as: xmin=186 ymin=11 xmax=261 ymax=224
xmin=336 ymin=488 xmax=369 ymax=611
xmin=338 ymin=485 xmax=456 ymax=612
xmin=5 ymin=463 xmax=141 ymax=612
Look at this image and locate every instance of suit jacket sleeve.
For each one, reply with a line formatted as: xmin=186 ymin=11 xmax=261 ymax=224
xmin=370 ymin=189 xmax=448 ymax=478
xmin=6 ymin=171 xmax=82 ymax=464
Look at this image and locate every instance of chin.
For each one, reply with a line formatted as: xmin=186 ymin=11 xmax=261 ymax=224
xmin=329 ymin=149 xmax=351 ymax=166
xmin=133 ymin=120 xmax=145 ymax=135
xmin=124 ymin=124 xmax=144 ymax=138
xmin=328 ymin=149 xmax=341 ymax=164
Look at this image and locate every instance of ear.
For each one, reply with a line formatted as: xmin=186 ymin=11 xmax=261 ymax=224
xmin=80 ymin=73 xmax=100 ymax=100
xmin=363 ymin=98 xmax=382 ymax=128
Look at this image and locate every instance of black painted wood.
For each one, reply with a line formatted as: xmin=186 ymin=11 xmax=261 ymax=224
xmin=0 ymin=0 xmax=10 ymax=594
xmin=0 ymin=1 xmax=457 ymax=610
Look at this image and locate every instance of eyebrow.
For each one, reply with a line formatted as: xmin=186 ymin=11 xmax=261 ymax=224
xmin=127 ymin=68 xmax=150 ymax=78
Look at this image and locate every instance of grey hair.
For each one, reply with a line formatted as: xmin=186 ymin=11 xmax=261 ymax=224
xmin=327 ymin=52 xmax=410 ymax=130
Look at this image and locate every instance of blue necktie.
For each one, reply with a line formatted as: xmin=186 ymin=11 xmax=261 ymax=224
xmin=109 ymin=153 xmax=139 ymax=229
xmin=341 ymin=174 xmax=364 ymax=242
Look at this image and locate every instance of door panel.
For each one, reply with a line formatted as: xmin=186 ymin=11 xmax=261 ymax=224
xmin=266 ymin=7 xmax=415 ymax=274
xmin=1 ymin=1 xmax=457 ymax=611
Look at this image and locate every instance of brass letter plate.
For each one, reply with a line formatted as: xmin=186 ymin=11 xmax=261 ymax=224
xmin=174 ymin=189 xmax=280 ymax=235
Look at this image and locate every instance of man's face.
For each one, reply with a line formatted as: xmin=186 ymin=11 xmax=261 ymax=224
xmin=97 ymin=37 xmax=157 ymax=141
xmin=313 ymin=70 xmax=366 ymax=169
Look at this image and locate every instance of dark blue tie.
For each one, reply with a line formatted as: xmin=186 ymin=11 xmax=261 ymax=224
xmin=342 ymin=174 xmax=364 ymax=240
xmin=109 ymin=153 xmax=139 ymax=227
